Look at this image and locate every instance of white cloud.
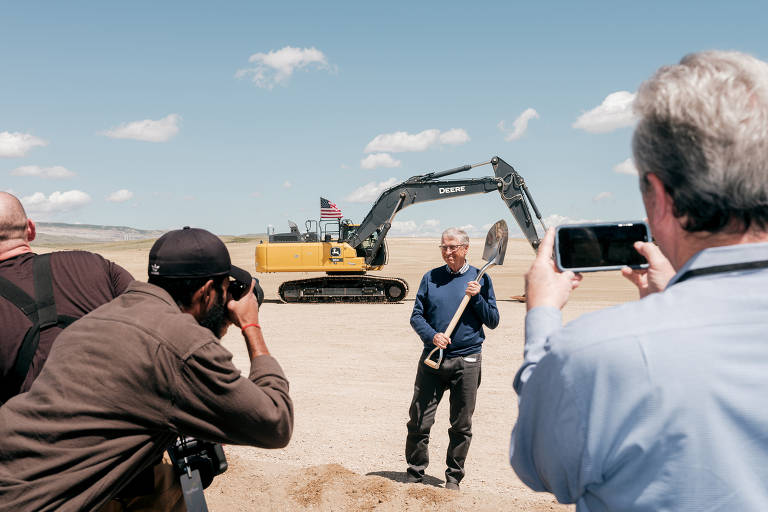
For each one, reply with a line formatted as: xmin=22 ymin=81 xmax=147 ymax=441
xmin=613 ymin=157 xmax=638 ymax=176
xmin=498 ymin=108 xmax=539 ymax=141
xmin=283 ymin=181 xmax=292 ymax=188
xmin=346 ymin=178 xmax=399 ymax=203
xmin=11 ymin=165 xmax=75 ymax=178
xmin=0 ymin=132 xmax=48 ymax=158
xmin=439 ymin=129 xmax=470 ymax=145
xmin=543 ymin=214 xmax=599 ymax=227
xmin=573 ymin=91 xmax=637 ymax=133
xmin=236 ymin=46 xmax=331 ymax=89
xmin=107 ymin=189 xmax=133 ymax=202
xmin=365 ymin=129 xmax=438 ymax=153
xmin=21 ymin=190 xmax=91 ymax=214
xmin=390 ymin=219 xmax=444 ymax=238
xmin=360 ymin=153 xmax=402 ymax=169
xmin=593 ymin=191 xmax=613 ymax=202
xmin=363 ymin=128 xmax=470 ymax=153
xmin=103 ymin=114 xmax=181 ymax=142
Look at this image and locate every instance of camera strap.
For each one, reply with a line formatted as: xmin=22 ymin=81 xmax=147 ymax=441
xmin=674 ymin=259 xmax=768 ymax=284
xmin=179 ymin=468 xmax=209 ymax=512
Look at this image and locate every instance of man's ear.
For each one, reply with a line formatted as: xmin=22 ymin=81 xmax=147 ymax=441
xmin=643 ymin=173 xmax=675 ymax=225
xmin=199 ymin=279 xmax=218 ymax=308
xmin=26 ymin=219 xmax=36 ymax=243
xmin=186 ymin=279 xmax=216 ymax=319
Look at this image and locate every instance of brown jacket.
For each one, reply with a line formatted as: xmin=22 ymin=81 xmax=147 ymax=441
xmin=0 ymin=281 xmax=293 ymax=512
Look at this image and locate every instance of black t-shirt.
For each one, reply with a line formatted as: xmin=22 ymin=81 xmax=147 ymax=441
xmin=0 ymin=251 xmax=134 ymax=402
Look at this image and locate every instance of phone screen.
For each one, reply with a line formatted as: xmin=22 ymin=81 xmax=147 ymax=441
xmin=556 ymin=222 xmax=650 ymax=272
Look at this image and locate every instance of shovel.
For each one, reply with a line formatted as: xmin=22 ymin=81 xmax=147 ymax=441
xmin=424 ymin=220 xmax=508 ymax=369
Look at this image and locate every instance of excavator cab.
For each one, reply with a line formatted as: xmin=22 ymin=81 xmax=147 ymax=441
xmin=358 ymin=229 xmax=388 ymax=267
xmin=340 ymin=221 xmax=387 ymax=267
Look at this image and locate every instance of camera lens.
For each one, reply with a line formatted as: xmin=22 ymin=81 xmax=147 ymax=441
xmin=229 ymin=279 xmax=264 ymax=306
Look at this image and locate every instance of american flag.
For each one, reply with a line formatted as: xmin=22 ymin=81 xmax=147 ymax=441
xmin=320 ymin=197 xmax=343 ymax=219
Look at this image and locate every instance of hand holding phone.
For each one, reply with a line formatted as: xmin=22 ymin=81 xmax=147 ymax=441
xmin=620 ymin=240 xmax=677 ymax=297
xmin=555 ymin=221 xmax=651 ymax=273
xmin=525 ymin=227 xmax=583 ymax=311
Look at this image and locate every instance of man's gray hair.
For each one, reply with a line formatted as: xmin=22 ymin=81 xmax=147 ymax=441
xmin=632 ymin=50 xmax=768 ymax=233
xmin=442 ymin=227 xmax=469 ymax=245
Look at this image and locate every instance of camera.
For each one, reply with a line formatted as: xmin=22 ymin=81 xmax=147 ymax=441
xmin=229 ymin=277 xmax=264 ymax=305
xmin=168 ymin=436 xmax=228 ymax=489
xmin=555 ymin=221 xmax=651 ymax=272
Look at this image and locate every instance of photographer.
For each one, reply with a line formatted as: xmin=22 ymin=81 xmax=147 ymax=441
xmin=510 ymin=51 xmax=768 ymax=511
xmin=0 ymin=227 xmax=293 ymax=511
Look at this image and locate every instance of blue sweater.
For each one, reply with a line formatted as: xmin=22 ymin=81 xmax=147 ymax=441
xmin=410 ymin=265 xmax=499 ymax=357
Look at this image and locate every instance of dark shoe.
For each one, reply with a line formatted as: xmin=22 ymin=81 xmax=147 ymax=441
xmin=445 ymin=481 xmax=460 ymax=491
xmin=406 ymin=473 xmax=423 ymax=484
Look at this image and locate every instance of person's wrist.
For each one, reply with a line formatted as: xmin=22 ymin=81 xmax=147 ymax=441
xmin=241 ymin=322 xmax=261 ymax=333
xmin=526 ymin=294 xmax=560 ymax=311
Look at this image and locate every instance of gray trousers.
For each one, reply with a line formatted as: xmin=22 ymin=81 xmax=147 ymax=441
xmin=405 ymin=349 xmax=482 ymax=484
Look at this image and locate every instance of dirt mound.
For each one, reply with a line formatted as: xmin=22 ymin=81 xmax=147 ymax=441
xmin=206 ymin=455 xmax=562 ymax=511
xmin=287 ymin=463 xmax=453 ymax=511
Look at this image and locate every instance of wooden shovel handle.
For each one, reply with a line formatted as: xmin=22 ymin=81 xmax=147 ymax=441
xmin=444 ymin=293 xmax=471 ymax=338
xmin=444 ymin=269 xmax=492 ymax=337
xmin=423 ymin=293 xmax=469 ymax=369
xmin=424 ymin=347 xmax=442 ymax=369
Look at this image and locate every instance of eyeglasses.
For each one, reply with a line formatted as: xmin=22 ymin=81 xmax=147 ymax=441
xmin=438 ymin=244 xmax=467 ymax=252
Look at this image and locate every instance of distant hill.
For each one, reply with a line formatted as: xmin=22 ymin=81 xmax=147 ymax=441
xmin=33 ymin=222 xmax=166 ymax=245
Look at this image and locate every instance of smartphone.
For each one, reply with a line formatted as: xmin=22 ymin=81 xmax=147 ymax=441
xmin=555 ymin=221 xmax=651 ymax=272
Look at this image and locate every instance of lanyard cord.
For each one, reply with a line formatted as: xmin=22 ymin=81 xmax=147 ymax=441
xmin=674 ymin=259 xmax=768 ymax=284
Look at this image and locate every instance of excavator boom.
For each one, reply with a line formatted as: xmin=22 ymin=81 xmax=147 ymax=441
xmin=255 ymin=156 xmax=546 ymax=303
xmin=348 ymin=156 xmax=544 ymax=264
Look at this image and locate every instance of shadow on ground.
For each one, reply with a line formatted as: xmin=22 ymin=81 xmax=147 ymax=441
xmin=366 ymin=471 xmax=444 ymax=488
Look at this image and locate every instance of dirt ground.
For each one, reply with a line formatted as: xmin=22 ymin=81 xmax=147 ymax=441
xmin=39 ymin=237 xmax=638 ymax=511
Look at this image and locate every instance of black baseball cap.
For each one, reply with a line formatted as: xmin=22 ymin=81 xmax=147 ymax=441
xmin=148 ymin=226 xmax=251 ymax=284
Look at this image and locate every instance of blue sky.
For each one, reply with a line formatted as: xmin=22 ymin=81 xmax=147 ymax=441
xmin=2 ymin=1 xmax=767 ymax=238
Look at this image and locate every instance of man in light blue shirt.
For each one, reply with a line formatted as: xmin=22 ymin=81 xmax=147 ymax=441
xmin=510 ymin=50 xmax=768 ymax=511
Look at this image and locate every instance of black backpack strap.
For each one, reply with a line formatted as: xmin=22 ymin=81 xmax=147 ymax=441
xmin=6 ymin=254 xmax=60 ymax=393
xmin=0 ymin=272 xmax=39 ymax=389
xmin=32 ymin=254 xmax=57 ymax=329
xmin=0 ymin=275 xmax=37 ymax=319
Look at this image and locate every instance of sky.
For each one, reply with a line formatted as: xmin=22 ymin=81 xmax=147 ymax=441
xmin=2 ymin=1 xmax=767 ymax=239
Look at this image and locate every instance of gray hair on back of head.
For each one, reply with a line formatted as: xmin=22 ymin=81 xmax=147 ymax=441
xmin=441 ymin=227 xmax=469 ymax=245
xmin=632 ymin=50 xmax=768 ymax=233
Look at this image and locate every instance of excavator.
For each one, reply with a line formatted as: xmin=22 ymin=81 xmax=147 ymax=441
xmin=254 ymin=156 xmax=546 ymax=303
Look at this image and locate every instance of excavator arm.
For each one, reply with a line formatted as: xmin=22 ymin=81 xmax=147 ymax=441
xmin=347 ymin=156 xmax=546 ymax=265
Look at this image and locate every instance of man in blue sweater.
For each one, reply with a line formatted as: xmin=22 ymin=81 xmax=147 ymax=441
xmin=405 ymin=227 xmax=499 ymax=490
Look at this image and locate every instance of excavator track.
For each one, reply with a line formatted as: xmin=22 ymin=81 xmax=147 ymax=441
xmin=278 ymin=276 xmax=409 ymax=303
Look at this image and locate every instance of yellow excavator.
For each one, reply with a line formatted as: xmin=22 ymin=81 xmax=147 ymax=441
xmin=254 ymin=156 xmax=546 ymax=303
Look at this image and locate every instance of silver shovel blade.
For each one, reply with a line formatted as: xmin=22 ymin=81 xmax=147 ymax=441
xmin=481 ymin=219 xmax=509 ymax=266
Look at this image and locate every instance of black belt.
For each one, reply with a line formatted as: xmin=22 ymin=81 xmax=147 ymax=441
xmin=674 ymin=259 xmax=768 ymax=284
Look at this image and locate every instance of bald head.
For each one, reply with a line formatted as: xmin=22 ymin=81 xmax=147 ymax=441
xmin=0 ymin=192 xmax=30 ymax=242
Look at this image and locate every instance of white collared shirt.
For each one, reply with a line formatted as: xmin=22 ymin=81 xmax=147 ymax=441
xmin=446 ymin=261 xmax=469 ymax=275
